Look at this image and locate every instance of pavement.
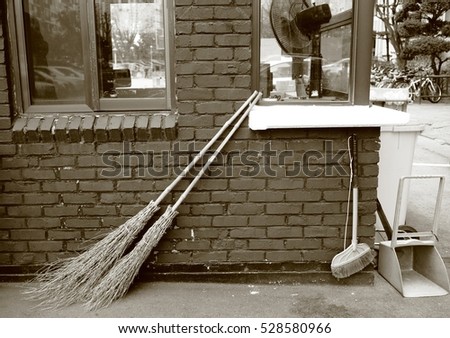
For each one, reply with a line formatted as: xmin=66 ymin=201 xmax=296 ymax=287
xmin=1 ymin=102 xmax=450 ymax=319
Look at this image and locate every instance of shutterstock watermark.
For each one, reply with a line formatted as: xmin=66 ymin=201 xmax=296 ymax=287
xmin=100 ymin=141 xmax=350 ymax=178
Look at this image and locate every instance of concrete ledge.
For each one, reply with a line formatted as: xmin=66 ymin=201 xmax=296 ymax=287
xmin=12 ymin=113 xmax=178 ymax=143
xmin=0 ymin=263 xmax=374 ymax=285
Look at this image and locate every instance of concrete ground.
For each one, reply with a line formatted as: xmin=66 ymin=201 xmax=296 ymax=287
xmin=1 ymin=271 xmax=450 ymax=318
xmin=1 ymin=102 xmax=449 ymax=319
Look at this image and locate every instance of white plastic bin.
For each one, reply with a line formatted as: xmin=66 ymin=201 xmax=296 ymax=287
xmin=377 ymin=125 xmax=425 ymax=231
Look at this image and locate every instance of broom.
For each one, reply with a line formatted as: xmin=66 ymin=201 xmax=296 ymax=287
xmin=86 ymin=92 xmax=262 ymax=310
xmin=25 ymin=91 xmax=260 ymax=309
xmin=331 ymin=134 xmax=373 ymax=279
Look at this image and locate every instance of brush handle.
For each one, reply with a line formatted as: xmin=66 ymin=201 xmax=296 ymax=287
xmin=351 ymin=134 xmax=358 ymax=249
xmin=173 ymin=92 xmax=262 ymax=211
xmin=351 ymin=133 xmax=358 ymax=188
xmin=154 ymin=90 xmax=259 ymax=205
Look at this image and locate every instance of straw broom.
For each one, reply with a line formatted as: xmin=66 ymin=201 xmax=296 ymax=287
xmin=331 ymin=134 xmax=373 ymax=279
xmin=25 ymin=91 xmax=260 ymax=309
xmin=86 ymin=92 xmax=262 ymax=310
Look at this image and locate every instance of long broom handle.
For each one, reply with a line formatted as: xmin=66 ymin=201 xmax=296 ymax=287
xmin=154 ymin=90 xmax=259 ymax=205
xmin=351 ymin=134 xmax=358 ymax=249
xmin=173 ymin=92 xmax=263 ymax=211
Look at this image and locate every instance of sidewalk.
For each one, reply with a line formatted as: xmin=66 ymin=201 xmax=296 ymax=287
xmin=1 ymin=268 xmax=450 ymax=318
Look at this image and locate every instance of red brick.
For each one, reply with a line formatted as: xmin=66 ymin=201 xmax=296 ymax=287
xmin=175 ymin=239 xmax=210 ymax=250
xmin=25 ymin=117 xmax=42 ymax=143
xmin=60 ymin=168 xmax=96 ymax=180
xmin=82 ymin=206 xmax=117 ymax=216
xmin=304 ymin=226 xmax=339 ymax=238
xmin=29 ymin=241 xmax=64 ymax=252
xmin=1 ymin=218 xmax=26 ymax=228
xmin=191 ymin=204 xmax=224 ymax=215
xmin=79 ymin=181 xmax=114 ymax=192
xmin=68 ymin=116 xmax=82 ymax=143
xmin=40 ymin=156 xmax=75 ymax=167
xmin=0 ymin=241 xmax=28 ymax=252
xmin=175 ymin=216 xmax=212 ymax=228
xmin=48 ymin=230 xmax=82 ymax=240
xmin=107 ymin=116 xmax=123 ymax=142
xmin=266 ymin=251 xmax=302 ymax=262
xmin=22 ymin=168 xmax=56 ymax=180
xmin=285 ymin=239 xmax=321 ymax=250
xmin=54 ymin=116 xmax=69 ymax=141
xmin=40 ymin=117 xmax=55 ymax=142
xmin=100 ymin=193 xmax=136 ymax=204
xmin=0 ymin=194 xmax=23 ymax=205
xmin=10 ymin=229 xmax=46 ymax=240
xmin=192 ymin=251 xmax=227 ymax=262
xmin=94 ymin=116 xmax=108 ymax=142
xmin=248 ymin=215 xmax=286 ymax=226
xmin=267 ymin=227 xmax=303 ymax=238
xmin=228 ymin=251 xmax=264 ymax=262
xmin=212 ymin=215 xmax=247 ymax=227
xmin=155 ymin=252 xmax=192 ymax=264
xmin=0 ymin=170 xmax=22 ymax=181
xmin=303 ymin=202 xmax=341 ymax=214
xmin=44 ymin=206 xmax=79 ymax=217
xmin=228 ymin=203 xmax=264 ymax=215
xmin=7 ymin=205 xmax=42 ymax=217
xmin=81 ymin=116 xmax=95 ymax=142
xmin=248 ymin=239 xmax=284 ymax=250
xmin=19 ymin=143 xmax=56 ymax=155
xmin=248 ymin=191 xmax=284 ymax=202
xmin=266 ymin=203 xmax=301 ymax=215
xmin=229 ymin=178 xmax=265 ymax=191
xmin=229 ymin=227 xmax=265 ymax=238
xmin=42 ymin=181 xmax=77 ymax=192
xmin=64 ymin=218 xmax=101 ymax=228
xmin=12 ymin=118 xmax=27 ymax=143
xmin=23 ymin=193 xmax=59 ymax=205
xmin=12 ymin=252 xmax=47 ymax=265
xmin=285 ymin=190 xmax=321 ymax=202
xmin=27 ymin=218 xmax=61 ymax=228
xmin=57 ymin=143 xmax=95 ymax=155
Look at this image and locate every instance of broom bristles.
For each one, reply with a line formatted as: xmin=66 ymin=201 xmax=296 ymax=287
xmin=331 ymin=243 xmax=373 ymax=279
xmin=86 ymin=206 xmax=178 ymax=310
xmin=25 ymin=201 xmax=159 ymax=309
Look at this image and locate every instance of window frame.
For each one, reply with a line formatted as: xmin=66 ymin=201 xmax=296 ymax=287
xmin=252 ymin=0 xmax=374 ymax=106
xmin=7 ymin=0 xmax=175 ymax=114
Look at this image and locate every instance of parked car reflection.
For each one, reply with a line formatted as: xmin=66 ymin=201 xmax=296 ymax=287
xmin=322 ymin=58 xmax=349 ymax=94
xmin=34 ymin=66 xmax=84 ymax=100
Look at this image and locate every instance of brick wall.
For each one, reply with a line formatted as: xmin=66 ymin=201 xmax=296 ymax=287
xmin=0 ymin=1 xmax=379 ymax=283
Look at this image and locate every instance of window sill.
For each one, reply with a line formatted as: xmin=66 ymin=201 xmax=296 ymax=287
xmin=12 ymin=113 xmax=177 ymax=143
xmin=248 ymin=104 xmax=410 ymax=130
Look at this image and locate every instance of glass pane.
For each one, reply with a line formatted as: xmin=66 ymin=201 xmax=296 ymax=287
xmin=23 ymin=0 xmax=85 ymax=104
xmin=260 ymin=0 xmax=352 ymax=102
xmin=95 ymin=0 xmax=166 ymax=100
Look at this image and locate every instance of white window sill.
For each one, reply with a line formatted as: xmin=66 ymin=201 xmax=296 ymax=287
xmin=249 ymin=104 xmax=410 ymax=130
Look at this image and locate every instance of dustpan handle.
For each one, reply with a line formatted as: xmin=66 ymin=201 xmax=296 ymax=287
xmin=154 ymin=90 xmax=259 ymax=205
xmin=173 ymin=92 xmax=262 ymax=210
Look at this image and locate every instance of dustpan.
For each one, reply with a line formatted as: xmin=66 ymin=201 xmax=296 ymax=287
xmin=378 ymin=175 xmax=450 ymax=297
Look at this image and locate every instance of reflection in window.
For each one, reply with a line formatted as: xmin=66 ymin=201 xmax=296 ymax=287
xmin=259 ymin=0 xmax=352 ymax=102
xmin=23 ymin=0 xmax=85 ymax=104
xmin=95 ymin=0 xmax=167 ymax=100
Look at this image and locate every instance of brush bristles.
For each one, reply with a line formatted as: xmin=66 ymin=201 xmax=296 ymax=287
xmin=25 ymin=201 xmax=159 ymax=309
xmin=87 ymin=206 xmax=178 ymax=310
xmin=331 ymin=243 xmax=374 ymax=279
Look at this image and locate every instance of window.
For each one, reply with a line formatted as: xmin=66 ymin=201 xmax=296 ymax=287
xmin=9 ymin=0 xmax=174 ymax=113
xmin=258 ymin=0 xmax=353 ymax=103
